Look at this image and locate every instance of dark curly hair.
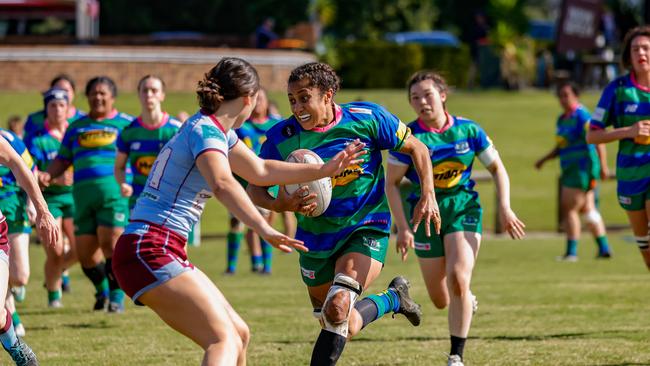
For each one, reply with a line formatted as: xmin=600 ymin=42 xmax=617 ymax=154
xmin=197 ymin=57 xmax=260 ymax=114
xmin=288 ymin=62 xmax=340 ymax=96
xmin=621 ymin=25 xmax=650 ymax=71
xmin=406 ymin=71 xmax=448 ymax=99
xmin=85 ymin=76 xmax=117 ymax=97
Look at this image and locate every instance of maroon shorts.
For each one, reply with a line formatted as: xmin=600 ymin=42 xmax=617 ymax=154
xmin=0 ymin=219 xmax=8 ymax=264
xmin=112 ymin=221 xmax=194 ymax=305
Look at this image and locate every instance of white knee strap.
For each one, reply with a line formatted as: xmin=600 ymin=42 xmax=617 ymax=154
xmin=582 ymin=210 xmax=602 ymax=225
xmin=635 ymin=236 xmax=649 ymax=249
xmin=320 ymin=273 xmax=362 ymax=337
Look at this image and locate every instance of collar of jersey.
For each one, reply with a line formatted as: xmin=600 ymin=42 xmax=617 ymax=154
xmin=562 ymin=103 xmax=580 ymax=118
xmin=310 ymin=104 xmax=343 ymax=133
xmin=43 ymin=118 xmax=68 ymax=140
xmin=202 ymin=112 xmax=226 ymax=133
xmin=631 ymin=72 xmax=650 ymax=93
xmin=91 ymin=109 xmax=118 ymax=121
xmin=137 ymin=112 xmax=169 ymax=130
xmin=417 ymin=112 xmax=454 ymax=133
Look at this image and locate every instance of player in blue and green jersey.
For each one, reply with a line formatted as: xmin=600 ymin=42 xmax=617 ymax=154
xmin=587 ymin=26 xmax=650 ymax=270
xmin=43 ymin=76 xmax=133 ymax=313
xmin=536 ymin=82 xmax=611 ymax=261
xmin=28 ymin=88 xmax=82 ymax=308
xmin=0 ymin=128 xmax=35 ymax=338
xmin=0 ymin=131 xmax=59 ymax=366
xmin=227 ymin=88 xmax=283 ymax=274
xmin=387 ymin=71 xmax=526 ymax=366
xmin=23 ymin=74 xmax=86 ymax=144
xmin=248 ymin=62 xmax=441 ymax=365
xmin=115 ymin=75 xmax=181 ymax=210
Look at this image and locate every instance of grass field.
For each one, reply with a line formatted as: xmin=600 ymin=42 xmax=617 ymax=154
xmin=10 ymin=233 xmax=650 ymax=365
xmin=0 ymin=88 xmax=629 ymax=234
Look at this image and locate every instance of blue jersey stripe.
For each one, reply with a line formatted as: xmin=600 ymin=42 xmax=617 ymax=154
xmin=296 ymin=212 xmax=391 ymax=252
xmin=74 ymin=165 xmax=115 ymax=181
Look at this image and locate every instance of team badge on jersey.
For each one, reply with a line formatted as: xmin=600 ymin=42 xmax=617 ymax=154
xmin=414 ymin=242 xmax=431 ymax=251
xmin=331 ymin=164 xmax=364 ymax=187
xmin=78 ymin=130 xmax=117 ymax=148
xmin=454 ymin=141 xmax=470 ymax=154
xmin=282 ymin=125 xmax=295 ymax=138
xmin=301 ymin=267 xmax=316 ymax=279
xmin=135 ymin=156 xmax=157 ymax=175
xmin=433 ymin=161 xmax=467 ymax=188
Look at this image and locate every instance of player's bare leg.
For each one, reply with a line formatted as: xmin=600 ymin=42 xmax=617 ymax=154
xmin=138 ymin=269 xmax=248 ymax=366
xmin=443 ymin=231 xmax=480 ymax=364
xmin=626 ymin=208 xmax=650 ymax=270
xmin=581 ymin=190 xmax=611 ymax=257
xmin=418 ymin=256 xmax=449 ymax=309
xmin=44 ymin=217 xmax=65 ymax=307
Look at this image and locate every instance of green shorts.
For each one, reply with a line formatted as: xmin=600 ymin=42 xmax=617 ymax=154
xmin=560 ymin=169 xmax=597 ymax=192
xmin=298 ymin=229 xmax=388 ymax=287
xmin=618 ymin=186 xmax=650 ymax=211
xmin=74 ymin=179 xmax=129 ymax=235
xmin=0 ymin=192 xmax=31 ymax=235
xmin=412 ymin=190 xmax=482 ymax=258
xmin=44 ymin=191 xmax=74 ymax=219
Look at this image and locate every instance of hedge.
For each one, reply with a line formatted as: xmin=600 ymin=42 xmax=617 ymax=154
xmin=333 ymin=40 xmax=471 ymax=89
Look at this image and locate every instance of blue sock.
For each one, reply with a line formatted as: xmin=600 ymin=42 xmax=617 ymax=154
xmin=566 ymin=239 xmax=578 ymax=256
xmin=226 ymin=232 xmax=243 ymax=272
xmin=261 ymin=240 xmax=272 ymax=272
xmin=0 ymin=309 xmax=18 ymax=350
xmin=109 ymin=289 xmax=125 ymax=304
xmin=596 ymin=236 xmax=610 ymax=254
xmin=365 ymin=288 xmax=400 ymax=320
xmin=62 ymin=274 xmax=70 ymax=288
xmin=251 ymin=255 xmax=263 ymax=271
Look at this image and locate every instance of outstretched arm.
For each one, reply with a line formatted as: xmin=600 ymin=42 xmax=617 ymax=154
xmin=196 ymin=150 xmax=307 ymax=253
xmin=228 ymin=139 xmax=365 ymax=187
xmin=586 ymin=120 xmax=650 ymax=144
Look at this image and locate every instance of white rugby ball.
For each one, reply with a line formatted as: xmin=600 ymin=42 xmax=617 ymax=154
xmin=285 ymin=149 xmax=332 ymax=217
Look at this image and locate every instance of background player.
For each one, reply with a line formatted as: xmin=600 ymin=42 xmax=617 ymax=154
xmin=41 ymin=76 xmax=133 ymax=313
xmin=248 ymin=62 xmax=441 ymax=366
xmin=587 ymin=26 xmax=650 ymax=270
xmin=386 ymin=71 xmax=525 ymax=366
xmin=115 ymin=75 xmax=182 ymax=209
xmin=535 ymin=81 xmax=611 ymax=261
xmin=112 ymin=57 xmax=365 ymax=365
xmin=0 ymin=131 xmax=59 ymax=366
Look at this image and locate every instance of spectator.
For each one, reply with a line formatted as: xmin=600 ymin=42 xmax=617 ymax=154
xmin=255 ymin=17 xmax=278 ymax=49
xmin=6 ymin=115 xmax=23 ymax=139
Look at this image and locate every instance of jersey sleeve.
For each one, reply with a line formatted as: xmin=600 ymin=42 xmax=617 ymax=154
xmin=189 ymin=121 xmax=230 ymax=159
xmin=116 ymin=129 xmax=129 ymax=154
xmin=26 ymin=140 xmax=44 ymax=170
xmin=470 ymin=124 xmax=493 ymax=153
xmin=575 ymin=108 xmax=592 ymax=134
xmin=226 ymin=130 xmax=239 ymax=150
xmin=57 ymin=128 xmax=74 ymax=162
xmin=259 ymin=136 xmax=283 ymax=161
xmin=371 ymin=106 xmax=411 ymax=151
xmin=387 ymin=150 xmax=412 ymax=166
xmin=590 ymin=82 xmax=617 ymax=130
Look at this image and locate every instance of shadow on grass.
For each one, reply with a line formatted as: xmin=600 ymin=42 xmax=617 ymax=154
xmin=480 ymin=329 xmax=640 ymax=341
xmin=588 ymin=363 xmax=650 ymax=366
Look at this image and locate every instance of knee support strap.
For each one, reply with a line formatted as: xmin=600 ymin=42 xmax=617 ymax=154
xmin=582 ymin=210 xmax=602 ymax=225
xmin=319 ymin=273 xmax=362 ymax=337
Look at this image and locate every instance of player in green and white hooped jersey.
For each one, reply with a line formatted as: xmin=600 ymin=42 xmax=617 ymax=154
xmin=535 ymin=82 xmax=611 ymax=261
xmin=586 ymin=26 xmax=650 ymax=270
xmin=0 ymin=134 xmax=60 ymax=366
xmin=248 ymin=62 xmax=441 ymax=366
xmin=43 ymin=77 xmax=132 ymax=313
xmin=387 ymin=71 xmax=526 ymax=366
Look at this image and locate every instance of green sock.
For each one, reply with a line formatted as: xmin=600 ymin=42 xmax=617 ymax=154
xmin=48 ymin=289 xmax=62 ymax=302
xmin=97 ymin=278 xmax=109 ymax=296
xmin=11 ymin=311 xmax=21 ymax=327
xmin=227 ymin=232 xmax=243 ymax=272
xmin=596 ymin=236 xmax=610 ymax=254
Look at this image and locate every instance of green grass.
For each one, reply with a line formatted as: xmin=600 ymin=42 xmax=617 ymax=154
xmin=0 ymin=89 xmax=628 ymax=234
xmin=14 ymin=233 xmax=650 ymax=365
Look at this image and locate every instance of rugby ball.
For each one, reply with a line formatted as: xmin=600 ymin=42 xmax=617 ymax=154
xmin=285 ymin=149 xmax=332 ymax=217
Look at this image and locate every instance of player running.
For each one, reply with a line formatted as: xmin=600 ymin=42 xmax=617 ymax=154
xmin=114 ymin=75 xmax=182 ymax=210
xmin=0 ymin=131 xmax=59 ymax=366
xmin=587 ymin=26 xmax=650 ymax=270
xmin=248 ymin=62 xmax=440 ymax=366
xmin=386 ymin=71 xmax=525 ymax=366
xmin=0 ymin=128 xmax=36 ymax=337
xmin=24 ymin=75 xmax=85 ymax=144
xmin=227 ymin=88 xmax=285 ymax=275
xmin=112 ymin=57 xmax=364 ymax=365
xmin=41 ymin=76 xmax=133 ymax=313
xmin=535 ymin=81 xmax=611 ymax=261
